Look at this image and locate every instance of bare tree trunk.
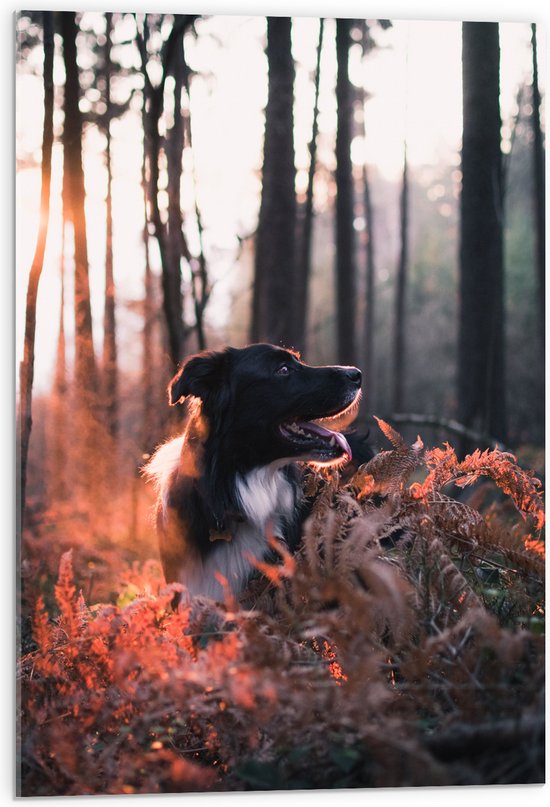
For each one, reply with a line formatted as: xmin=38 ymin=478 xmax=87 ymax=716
xmin=102 ymin=11 xmax=118 ymax=440
xmin=251 ymin=17 xmax=296 ymax=347
xmin=50 ymin=220 xmax=68 ymax=502
xmin=61 ymin=12 xmax=98 ymax=405
xmin=294 ymin=17 xmax=324 ymax=353
xmin=363 ymin=161 xmax=376 ymax=407
xmin=392 ymin=145 xmax=409 ymax=412
xmin=137 ymin=15 xmax=196 ymax=368
xmin=530 ymin=23 xmax=545 ymax=357
xmin=335 ymin=18 xmax=357 ymax=366
xmin=458 ymin=22 xmax=506 ymax=445
xmin=361 ymin=22 xmax=376 ymax=408
xmin=183 ymin=67 xmax=210 ymax=352
xmin=164 ymin=32 xmax=188 ymax=358
xmin=137 ymin=15 xmax=160 ymax=450
xmin=18 ymin=10 xmax=54 ymax=527
xmin=141 ymin=115 xmax=156 ymax=452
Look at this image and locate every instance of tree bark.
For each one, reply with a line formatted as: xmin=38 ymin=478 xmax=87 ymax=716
xmin=294 ymin=17 xmax=324 ymax=353
xmin=363 ymin=161 xmax=376 ymax=407
xmin=251 ymin=17 xmax=296 ymax=347
xmin=392 ymin=146 xmax=409 ymax=412
xmin=50 ymin=220 xmax=68 ymax=502
xmin=164 ymin=29 xmax=187 ymax=358
xmin=335 ymin=18 xmax=357 ymax=366
xmin=18 ymin=10 xmax=54 ymax=526
xmin=182 ymin=62 xmax=210 ymax=351
xmin=141 ymin=95 xmax=156 ymax=452
xmin=102 ymin=11 xmax=118 ymax=439
xmin=61 ymin=11 xmax=98 ymax=405
xmin=458 ymin=22 xmax=506 ymax=444
xmin=530 ymin=24 xmax=545 ymax=358
xmin=137 ymin=15 xmax=196 ymax=368
xmin=361 ymin=20 xmax=379 ymax=408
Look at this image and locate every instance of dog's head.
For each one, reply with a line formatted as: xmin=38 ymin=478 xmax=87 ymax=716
xmin=169 ymin=344 xmax=362 ymax=470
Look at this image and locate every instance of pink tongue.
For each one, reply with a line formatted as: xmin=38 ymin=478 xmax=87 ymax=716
xmin=299 ymin=421 xmax=352 ymax=462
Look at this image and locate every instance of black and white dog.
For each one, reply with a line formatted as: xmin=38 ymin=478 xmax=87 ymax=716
xmin=144 ymin=343 xmax=362 ymax=601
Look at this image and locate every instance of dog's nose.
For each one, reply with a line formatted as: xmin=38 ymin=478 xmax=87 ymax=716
xmin=345 ymin=367 xmax=362 ymax=386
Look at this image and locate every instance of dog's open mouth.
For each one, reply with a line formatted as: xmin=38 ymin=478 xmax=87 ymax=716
xmin=278 ymin=392 xmax=361 ymax=465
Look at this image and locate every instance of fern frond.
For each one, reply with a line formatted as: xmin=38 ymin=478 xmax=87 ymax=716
xmin=416 ymin=443 xmax=459 ymax=495
xmin=32 ymin=594 xmax=52 ymax=655
xmin=54 ymin=549 xmax=80 ymax=641
xmin=455 ymin=449 xmax=545 ymax=529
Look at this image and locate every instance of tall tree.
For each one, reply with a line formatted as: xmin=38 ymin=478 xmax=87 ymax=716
xmin=18 ymin=10 xmax=54 ymax=525
xmin=164 ymin=26 xmax=188 ymax=356
xmin=60 ymin=11 xmax=103 ymax=503
xmin=102 ymin=11 xmax=118 ymax=439
xmin=392 ymin=144 xmax=409 ymax=412
xmin=458 ymin=22 xmax=506 ymax=443
xmin=363 ymin=160 xmax=376 ymax=407
xmin=141 ymin=91 xmax=156 ymax=451
xmin=136 ymin=14 xmax=197 ymax=368
xmin=50 ymin=224 xmax=68 ymax=502
xmin=361 ymin=22 xmax=377 ymax=408
xmin=335 ymin=18 xmax=357 ymax=366
xmin=294 ymin=17 xmax=324 ymax=353
xmin=61 ymin=12 xmax=98 ymax=404
xmin=251 ymin=16 xmax=296 ymax=346
xmin=530 ymin=23 xmax=545 ymax=356
xmin=183 ymin=68 xmax=211 ymax=352
xmin=360 ymin=20 xmax=390 ymax=407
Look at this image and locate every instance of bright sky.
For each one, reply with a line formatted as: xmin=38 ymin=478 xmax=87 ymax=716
xmin=15 ymin=16 xmax=539 ymax=391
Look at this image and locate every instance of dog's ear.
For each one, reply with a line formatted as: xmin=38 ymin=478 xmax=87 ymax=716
xmin=169 ymin=350 xmax=229 ymax=406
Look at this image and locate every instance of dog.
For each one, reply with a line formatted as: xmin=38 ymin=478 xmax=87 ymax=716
xmin=144 ymin=343 xmax=363 ymax=601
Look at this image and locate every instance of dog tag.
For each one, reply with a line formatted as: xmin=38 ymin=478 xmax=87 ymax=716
xmin=209 ymin=528 xmax=233 ymax=543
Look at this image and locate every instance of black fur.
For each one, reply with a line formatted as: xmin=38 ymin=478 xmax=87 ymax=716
xmin=146 ymin=343 xmax=363 ymax=599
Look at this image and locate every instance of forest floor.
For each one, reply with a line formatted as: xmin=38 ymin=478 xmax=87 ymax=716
xmin=17 ymin=420 xmax=545 ymax=795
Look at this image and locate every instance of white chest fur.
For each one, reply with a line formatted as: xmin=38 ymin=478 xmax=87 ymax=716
xmin=235 ymin=465 xmax=295 ymax=532
xmin=181 ymin=465 xmax=296 ymax=601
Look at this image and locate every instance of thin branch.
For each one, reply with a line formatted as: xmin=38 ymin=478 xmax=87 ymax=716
xmin=387 ymin=413 xmax=509 ymax=452
xmin=423 ymin=716 xmax=544 ymax=760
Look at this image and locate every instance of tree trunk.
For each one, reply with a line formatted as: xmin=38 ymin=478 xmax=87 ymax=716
xmin=18 ymin=10 xmax=54 ymax=527
xmin=141 ymin=104 xmax=156 ymax=452
xmin=137 ymin=15 xmax=195 ymax=368
xmin=183 ymin=67 xmax=210 ymax=352
xmin=392 ymin=146 xmax=409 ymax=412
xmin=61 ymin=12 xmax=97 ymax=403
xmin=294 ymin=17 xmax=324 ymax=353
xmin=335 ymin=18 xmax=357 ymax=366
xmin=363 ymin=161 xmax=376 ymax=407
xmin=50 ymin=220 xmax=68 ymax=502
xmin=458 ymin=22 xmax=506 ymax=444
xmin=102 ymin=11 xmax=118 ymax=440
xmin=164 ymin=30 xmax=188 ymax=359
xmin=530 ymin=23 xmax=545 ymax=357
xmin=61 ymin=11 xmax=102 ymax=503
xmin=361 ymin=22 xmax=377 ymax=408
xmin=251 ymin=17 xmax=296 ymax=347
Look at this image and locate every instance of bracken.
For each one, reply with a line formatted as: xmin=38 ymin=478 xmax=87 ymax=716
xmin=18 ymin=421 xmax=545 ymax=794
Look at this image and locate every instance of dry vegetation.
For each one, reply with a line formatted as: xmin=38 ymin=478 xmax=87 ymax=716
xmin=17 ymin=421 xmax=545 ymax=795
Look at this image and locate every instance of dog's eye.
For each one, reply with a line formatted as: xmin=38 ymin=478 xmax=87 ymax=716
xmin=276 ymin=364 xmax=290 ymax=376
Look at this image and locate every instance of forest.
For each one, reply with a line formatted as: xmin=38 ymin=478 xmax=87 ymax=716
xmin=16 ymin=11 xmax=545 ymax=796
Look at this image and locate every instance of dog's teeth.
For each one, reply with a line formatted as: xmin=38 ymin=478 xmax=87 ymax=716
xmin=290 ymin=424 xmax=306 ymax=436
xmin=329 ymin=436 xmax=336 ymax=446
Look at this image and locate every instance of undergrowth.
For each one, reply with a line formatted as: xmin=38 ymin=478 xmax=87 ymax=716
xmin=18 ymin=421 xmax=545 ymax=794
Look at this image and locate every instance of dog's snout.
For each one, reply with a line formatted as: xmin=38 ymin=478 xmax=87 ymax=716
xmin=345 ymin=367 xmax=362 ymax=386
